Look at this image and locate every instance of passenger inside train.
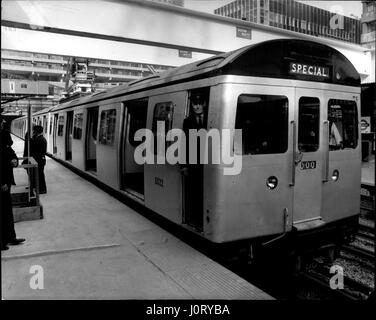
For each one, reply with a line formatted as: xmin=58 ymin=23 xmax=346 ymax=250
xmin=329 ymin=109 xmax=343 ymax=150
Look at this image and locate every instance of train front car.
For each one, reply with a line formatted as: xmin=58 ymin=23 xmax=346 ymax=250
xmin=207 ymin=39 xmax=361 ymax=258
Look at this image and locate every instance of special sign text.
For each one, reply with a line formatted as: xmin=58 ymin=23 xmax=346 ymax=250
xmin=290 ymin=62 xmax=330 ymax=78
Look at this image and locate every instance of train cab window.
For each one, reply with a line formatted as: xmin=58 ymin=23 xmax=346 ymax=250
xmin=73 ymin=113 xmax=84 ymax=140
xmin=298 ymin=97 xmax=320 ymax=152
xmin=235 ymin=94 xmax=288 ymax=155
xmin=328 ymin=100 xmax=358 ymax=151
xmin=57 ymin=115 xmax=65 ymax=136
xmin=152 ymin=102 xmax=174 ymax=154
xmin=98 ymin=109 xmax=116 ymax=145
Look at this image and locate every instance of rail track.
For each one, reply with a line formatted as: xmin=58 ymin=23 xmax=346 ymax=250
xmin=342 ymin=243 xmax=374 ymax=261
xmin=300 ymin=269 xmax=370 ymax=300
xmin=299 ymin=253 xmax=374 ymax=300
xmin=357 ymin=226 xmax=374 ymax=242
xmin=291 ymin=210 xmax=375 ymax=300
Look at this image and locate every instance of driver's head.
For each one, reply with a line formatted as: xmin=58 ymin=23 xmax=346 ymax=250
xmin=191 ymin=94 xmax=206 ymax=115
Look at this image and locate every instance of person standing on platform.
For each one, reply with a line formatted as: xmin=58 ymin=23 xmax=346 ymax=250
xmin=0 ymin=116 xmax=25 ymax=251
xmin=30 ymin=125 xmax=47 ymax=194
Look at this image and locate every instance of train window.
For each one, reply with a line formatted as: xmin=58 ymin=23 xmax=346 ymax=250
xmin=98 ymin=109 xmax=116 ymax=145
xmin=49 ymin=118 xmax=53 ymax=135
xmin=73 ymin=113 xmax=84 ymax=140
xmin=298 ymin=97 xmax=320 ymax=152
xmin=43 ymin=116 xmax=47 ymax=133
xmin=235 ymin=94 xmax=288 ymax=155
xmin=57 ymin=115 xmax=65 ymax=136
xmin=152 ymin=102 xmax=174 ymax=154
xmin=328 ymin=100 xmax=358 ymax=150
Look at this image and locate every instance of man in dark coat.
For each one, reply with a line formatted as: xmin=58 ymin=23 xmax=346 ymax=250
xmin=182 ymin=93 xmax=208 ymax=231
xmin=30 ymin=125 xmax=47 ymax=194
xmin=0 ymin=117 xmax=25 ymax=250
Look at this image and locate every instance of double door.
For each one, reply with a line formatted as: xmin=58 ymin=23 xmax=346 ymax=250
xmin=292 ymin=88 xmax=360 ymax=229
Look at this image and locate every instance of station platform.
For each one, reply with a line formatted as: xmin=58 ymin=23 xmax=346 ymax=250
xmin=1 ymin=135 xmax=272 ymax=300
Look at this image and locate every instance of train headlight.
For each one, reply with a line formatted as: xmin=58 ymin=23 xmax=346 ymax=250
xmin=331 ymin=170 xmax=339 ymax=182
xmin=266 ymin=176 xmax=278 ymax=190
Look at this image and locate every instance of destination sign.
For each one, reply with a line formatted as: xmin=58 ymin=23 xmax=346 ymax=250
xmin=289 ymin=62 xmax=330 ymax=78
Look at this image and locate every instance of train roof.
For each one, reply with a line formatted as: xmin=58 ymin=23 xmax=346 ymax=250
xmin=33 ymin=105 xmax=56 ymax=116
xmin=51 ymin=39 xmax=360 ymax=112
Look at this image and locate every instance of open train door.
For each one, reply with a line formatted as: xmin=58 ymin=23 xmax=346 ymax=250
xmin=85 ymin=107 xmax=98 ymax=172
xmin=121 ymin=98 xmax=148 ymax=198
xmin=65 ymin=111 xmax=73 ymax=161
xmin=292 ymin=88 xmax=324 ymax=231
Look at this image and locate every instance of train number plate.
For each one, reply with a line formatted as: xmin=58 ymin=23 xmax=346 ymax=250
xmin=155 ymin=177 xmax=164 ymax=187
xmin=300 ymin=160 xmax=316 ymax=170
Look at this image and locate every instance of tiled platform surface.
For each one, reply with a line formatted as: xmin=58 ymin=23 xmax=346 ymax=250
xmin=2 ymin=135 xmax=272 ymax=300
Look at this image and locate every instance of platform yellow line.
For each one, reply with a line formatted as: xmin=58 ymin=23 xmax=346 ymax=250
xmin=1 ymin=243 xmax=121 ymax=261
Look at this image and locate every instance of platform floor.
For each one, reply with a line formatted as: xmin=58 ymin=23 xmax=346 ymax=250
xmin=1 ymin=135 xmax=272 ymax=300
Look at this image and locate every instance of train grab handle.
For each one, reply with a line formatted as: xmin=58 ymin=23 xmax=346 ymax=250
xmin=322 ymin=120 xmax=330 ymax=182
xmin=289 ymin=121 xmax=296 ymax=187
xmin=262 ymin=208 xmax=289 ymax=246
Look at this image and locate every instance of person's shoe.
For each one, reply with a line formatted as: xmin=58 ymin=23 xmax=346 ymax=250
xmin=39 ymin=190 xmax=47 ymax=194
xmin=8 ymin=238 xmax=25 ymax=245
xmin=1 ymin=245 xmax=9 ymax=251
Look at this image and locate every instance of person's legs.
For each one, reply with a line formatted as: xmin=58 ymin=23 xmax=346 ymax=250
xmin=1 ymin=189 xmax=16 ymax=249
xmin=38 ymin=163 xmax=47 ymax=193
xmin=4 ymin=186 xmax=25 ymax=246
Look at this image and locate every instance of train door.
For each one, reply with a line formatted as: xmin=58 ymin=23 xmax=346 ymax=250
xmin=232 ymin=85 xmax=294 ymax=238
xmin=321 ymin=90 xmax=360 ymax=223
xmin=144 ymin=92 xmax=187 ymax=224
xmin=65 ymin=111 xmax=73 ymax=161
xmin=53 ymin=114 xmax=58 ymax=154
xmin=292 ymin=88 xmax=323 ymax=230
xmin=121 ymin=98 xmax=148 ymax=197
xmin=86 ymin=107 xmax=99 ymax=172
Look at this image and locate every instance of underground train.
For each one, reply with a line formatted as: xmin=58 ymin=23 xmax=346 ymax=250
xmin=11 ymin=39 xmax=361 ymax=259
